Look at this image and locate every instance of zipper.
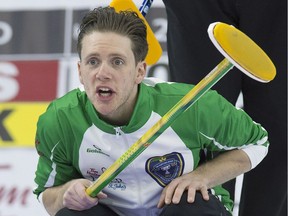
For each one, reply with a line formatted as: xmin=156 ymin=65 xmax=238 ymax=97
xmin=114 ymin=126 xmax=130 ymax=147
xmin=114 ymin=126 xmax=123 ymax=138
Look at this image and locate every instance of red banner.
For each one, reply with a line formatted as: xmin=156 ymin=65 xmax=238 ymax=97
xmin=0 ymin=61 xmax=58 ymax=102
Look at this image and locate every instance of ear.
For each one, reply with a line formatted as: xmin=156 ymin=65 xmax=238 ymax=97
xmin=135 ymin=61 xmax=147 ymax=84
xmin=77 ymin=61 xmax=84 ymax=84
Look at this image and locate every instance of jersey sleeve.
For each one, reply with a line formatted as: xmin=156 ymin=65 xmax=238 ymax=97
xmin=196 ymin=90 xmax=269 ymax=168
xmin=33 ymin=102 xmax=82 ymax=198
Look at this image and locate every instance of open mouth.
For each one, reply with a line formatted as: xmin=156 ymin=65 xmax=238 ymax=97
xmin=97 ymin=87 xmax=114 ymax=98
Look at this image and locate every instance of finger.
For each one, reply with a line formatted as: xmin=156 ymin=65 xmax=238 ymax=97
xmin=63 ymin=191 xmax=85 ymax=210
xmin=187 ymin=188 xmax=196 ymax=203
xmin=81 ymin=193 xmax=100 ymax=208
xmin=157 ymin=188 xmax=167 ymax=208
xmin=171 ymin=186 xmax=186 ymax=204
xmin=97 ymin=191 xmax=108 ymax=199
xmin=157 ymin=193 xmax=165 ymax=208
xmin=200 ymin=188 xmax=210 ymax=201
xmin=66 ymin=200 xmax=85 ymax=211
xmin=163 ymin=186 xmax=176 ymax=205
xmin=72 ymin=183 xmax=99 ymax=209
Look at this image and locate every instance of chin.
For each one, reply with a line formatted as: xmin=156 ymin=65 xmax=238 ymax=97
xmin=95 ymin=106 xmax=113 ymax=117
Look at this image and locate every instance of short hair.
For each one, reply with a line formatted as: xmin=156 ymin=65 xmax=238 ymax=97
xmin=77 ymin=6 xmax=148 ymax=63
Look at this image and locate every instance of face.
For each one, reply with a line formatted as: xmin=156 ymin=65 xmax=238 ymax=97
xmin=78 ymin=31 xmax=146 ymax=125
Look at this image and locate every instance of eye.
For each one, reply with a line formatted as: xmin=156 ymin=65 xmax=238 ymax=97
xmin=88 ymin=58 xmax=99 ymax=66
xmin=113 ymin=58 xmax=124 ymax=66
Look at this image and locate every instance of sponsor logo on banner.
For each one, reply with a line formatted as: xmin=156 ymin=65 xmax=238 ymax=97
xmin=0 ymin=61 xmax=59 ymax=102
xmin=0 ymin=149 xmax=49 ymax=216
xmin=0 ymin=103 xmax=49 ymax=147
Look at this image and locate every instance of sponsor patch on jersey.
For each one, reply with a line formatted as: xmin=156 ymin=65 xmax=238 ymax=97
xmin=108 ymin=178 xmax=127 ymax=191
xmin=145 ymin=152 xmax=184 ymax=187
xmin=86 ymin=145 xmax=110 ymax=157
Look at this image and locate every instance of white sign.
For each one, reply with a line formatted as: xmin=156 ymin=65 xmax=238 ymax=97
xmin=0 ymin=148 xmax=49 ymax=216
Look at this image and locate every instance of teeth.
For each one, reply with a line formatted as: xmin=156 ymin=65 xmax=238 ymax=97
xmin=98 ymin=87 xmax=112 ymax=97
xmin=99 ymin=87 xmax=110 ymax=91
xmin=100 ymin=93 xmax=110 ymax=96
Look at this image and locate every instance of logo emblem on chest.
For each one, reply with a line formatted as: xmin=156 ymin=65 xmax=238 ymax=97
xmin=145 ymin=152 xmax=184 ymax=187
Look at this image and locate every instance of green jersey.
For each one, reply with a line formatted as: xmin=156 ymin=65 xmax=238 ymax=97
xmin=34 ymin=78 xmax=269 ymax=216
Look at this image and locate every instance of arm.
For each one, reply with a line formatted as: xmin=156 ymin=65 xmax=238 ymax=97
xmin=157 ymin=149 xmax=251 ymax=208
xmin=42 ymin=179 xmax=107 ymax=216
xmin=157 ymin=91 xmax=269 ymax=208
xmin=34 ymin=104 xmax=108 ymax=215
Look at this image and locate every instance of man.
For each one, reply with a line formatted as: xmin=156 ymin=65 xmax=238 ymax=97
xmin=34 ymin=7 xmax=269 ymax=216
xmin=162 ymin=0 xmax=287 ymax=215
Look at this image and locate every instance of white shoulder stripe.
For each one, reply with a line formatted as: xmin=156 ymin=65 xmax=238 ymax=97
xmin=200 ymin=132 xmax=236 ymax=150
xmin=142 ymin=77 xmax=174 ymax=87
xmin=199 ymin=132 xmax=268 ymax=150
xmin=44 ymin=141 xmax=60 ymax=188
xmin=199 ymin=132 xmax=269 ymax=169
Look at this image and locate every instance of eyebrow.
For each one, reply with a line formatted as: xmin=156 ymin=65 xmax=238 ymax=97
xmin=83 ymin=52 xmax=128 ymax=61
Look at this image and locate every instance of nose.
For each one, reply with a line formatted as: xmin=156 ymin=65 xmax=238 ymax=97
xmin=96 ymin=62 xmax=111 ymax=81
